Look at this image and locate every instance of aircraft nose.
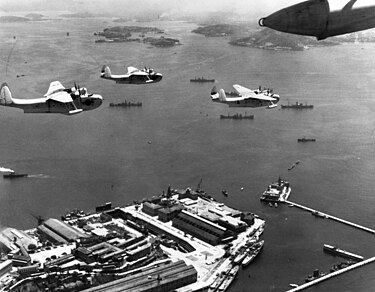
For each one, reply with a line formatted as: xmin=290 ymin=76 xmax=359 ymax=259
xmin=259 ymin=0 xmax=329 ymax=38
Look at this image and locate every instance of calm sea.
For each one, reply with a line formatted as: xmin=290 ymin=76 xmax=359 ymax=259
xmin=0 ymin=18 xmax=375 ymax=291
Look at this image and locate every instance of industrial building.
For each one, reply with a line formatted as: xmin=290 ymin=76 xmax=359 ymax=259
xmin=81 ymin=260 xmax=197 ymax=292
xmin=172 ymin=210 xmax=230 ymax=245
xmin=37 ymin=218 xmax=88 ymax=244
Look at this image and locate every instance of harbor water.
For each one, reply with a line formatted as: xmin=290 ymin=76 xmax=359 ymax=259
xmin=0 ymin=19 xmax=375 ymax=291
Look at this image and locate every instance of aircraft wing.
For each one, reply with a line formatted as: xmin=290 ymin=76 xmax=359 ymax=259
xmin=127 ymin=66 xmax=139 ymax=74
xmin=233 ymin=84 xmax=253 ymax=96
xmin=233 ymin=84 xmax=277 ymax=102
xmin=44 ymin=81 xmax=65 ymax=97
xmin=47 ymin=91 xmax=74 ymax=103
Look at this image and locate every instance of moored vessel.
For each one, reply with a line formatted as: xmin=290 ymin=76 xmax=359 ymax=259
xmin=190 ymin=76 xmax=215 ymax=83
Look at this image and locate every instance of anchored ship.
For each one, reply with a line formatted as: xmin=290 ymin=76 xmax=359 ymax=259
xmin=281 ymin=101 xmax=313 ymax=109
xmin=298 ymin=137 xmax=316 ymax=142
xmin=190 ymin=76 xmax=215 ymax=83
xmin=220 ymin=113 xmax=254 ymax=120
xmin=109 ymin=100 xmax=142 ymax=107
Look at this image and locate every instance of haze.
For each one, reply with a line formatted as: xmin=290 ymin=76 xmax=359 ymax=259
xmin=0 ymin=0 xmax=305 ymax=21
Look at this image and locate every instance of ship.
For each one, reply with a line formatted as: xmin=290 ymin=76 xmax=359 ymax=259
xmin=323 ymin=244 xmax=364 ymax=262
xmin=298 ymin=137 xmax=316 ymax=142
xmin=281 ymin=101 xmax=313 ymax=109
xmin=219 ymin=113 xmax=254 ymax=120
xmin=305 ymin=269 xmax=327 ymax=283
xmin=109 ymin=100 xmax=142 ymax=107
xmin=217 ymin=265 xmax=239 ymax=292
xmin=242 ymin=240 xmax=264 ymax=267
xmin=260 ymin=177 xmax=291 ymax=202
xmin=190 ymin=76 xmax=215 ymax=83
xmin=233 ymin=247 xmax=248 ymax=265
xmin=3 ymin=172 xmax=28 ymax=178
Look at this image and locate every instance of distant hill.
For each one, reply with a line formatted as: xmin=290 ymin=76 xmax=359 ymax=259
xmin=192 ymin=24 xmax=241 ymax=37
xmin=0 ymin=16 xmax=29 ymax=22
xmin=25 ymin=13 xmax=44 ymax=19
xmin=230 ymin=28 xmax=338 ymax=51
xmin=60 ymin=12 xmax=94 ymax=18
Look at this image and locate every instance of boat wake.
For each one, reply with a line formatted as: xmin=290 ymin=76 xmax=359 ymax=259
xmin=27 ymin=174 xmax=50 ymax=179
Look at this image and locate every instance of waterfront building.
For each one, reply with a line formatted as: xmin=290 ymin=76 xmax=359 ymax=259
xmin=172 ymin=210 xmax=230 ymax=245
xmin=38 ymin=218 xmax=88 ymax=243
xmin=142 ymin=202 xmax=162 ymax=216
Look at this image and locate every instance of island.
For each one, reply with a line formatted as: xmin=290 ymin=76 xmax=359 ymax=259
xmin=230 ymin=28 xmax=338 ymax=51
xmin=95 ymin=26 xmax=180 ymax=47
xmin=192 ymin=24 xmax=241 ymax=37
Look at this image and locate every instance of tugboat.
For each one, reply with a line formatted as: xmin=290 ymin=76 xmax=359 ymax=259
xmin=3 ymin=172 xmax=28 ymax=178
xmin=190 ymin=76 xmax=215 ymax=83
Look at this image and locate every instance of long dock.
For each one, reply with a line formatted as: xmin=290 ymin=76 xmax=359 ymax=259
xmin=286 ymin=256 xmax=375 ymax=292
xmin=284 ymin=200 xmax=375 ymax=235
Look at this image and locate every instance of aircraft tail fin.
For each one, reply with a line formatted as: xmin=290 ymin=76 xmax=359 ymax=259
xmin=101 ymin=65 xmax=111 ymax=78
xmin=0 ymin=83 xmax=13 ymax=105
xmin=218 ymin=89 xmax=227 ymax=102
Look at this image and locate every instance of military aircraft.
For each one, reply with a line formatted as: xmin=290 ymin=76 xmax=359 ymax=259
xmin=259 ymin=0 xmax=375 ymax=40
xmin=210 ymin=84 xmax=280 ymax=108
xmin=0 ymin=81 xmax=103 ymax=115
xmin=100 ymin=65 xmax=162 ymax=84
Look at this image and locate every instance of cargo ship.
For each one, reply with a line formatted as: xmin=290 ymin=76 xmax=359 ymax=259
xmin=281 ymin=101 xmax=313 ymax=109
xmin=298 ymin=137 xmax=316 ymax=142
xmin=190 ymin=76 xmax=215 ymax=83
xmin=3 ymin=172 xmax=28 ymax=178
xmin=260 ymin=177 xmax=291 ymax=202
xmin=219 ymin=113 xmax=254 ymax=120
xmin=109 ymin=100 xmax=142 ymax=107
xmin=323 ymin=244 xmax=364 ymax=262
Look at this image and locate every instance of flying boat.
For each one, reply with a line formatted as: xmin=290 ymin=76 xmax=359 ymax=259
xmin=210 ymin=84 xmax=280 ymax=108
xmin=0 ymin=81 xmax=103 ymax=115
xmin=100 ymin=65 xmax=162 ymax=84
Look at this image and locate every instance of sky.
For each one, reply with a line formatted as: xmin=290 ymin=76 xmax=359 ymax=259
xmin=0 ymin=0 xmax=304 ymax=19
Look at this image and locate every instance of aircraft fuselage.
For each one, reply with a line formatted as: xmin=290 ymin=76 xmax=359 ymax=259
xmin=10 ymin=95 xmax=102 ymax=114
xmin=213 ymin=98 xmax=274 ymax=108
xmin=101 ymin=74 xmax=162 ymax=84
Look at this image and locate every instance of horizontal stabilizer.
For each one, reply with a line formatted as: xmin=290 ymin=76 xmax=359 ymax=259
xmin=68 ymin=109 xmax=83 ymax=115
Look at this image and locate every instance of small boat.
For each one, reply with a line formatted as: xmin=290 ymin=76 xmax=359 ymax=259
xmin=222 ymin=190 xmax=229 ymax=197
xmin=3 ymin=172 xmax=28 ymax=178
xmin=298 ymin=137 xmax=316 ymax=142
xmin=289 ymin=283 xmax=299 ymax=288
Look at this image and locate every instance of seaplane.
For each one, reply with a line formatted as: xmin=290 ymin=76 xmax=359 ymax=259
xmin=210 ymin=84 xmax=280 ymax=108
xmin=100 ymin=65 xmax=162 ymax=84
xmin=0 ymin=81 xmax=103 ymax=115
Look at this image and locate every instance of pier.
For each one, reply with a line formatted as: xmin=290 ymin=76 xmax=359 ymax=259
xmin=284 ymin=200 xmax=375 ymax=235
xmin=286 ymin=256 xmax=375 ymax=292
